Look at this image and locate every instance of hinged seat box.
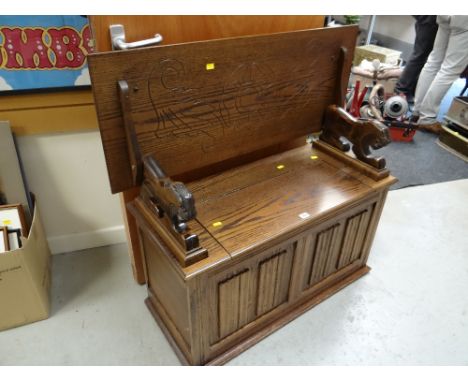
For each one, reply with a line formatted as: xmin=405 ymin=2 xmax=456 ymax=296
xmin=89 ymin=26 xmax=396 ymax=365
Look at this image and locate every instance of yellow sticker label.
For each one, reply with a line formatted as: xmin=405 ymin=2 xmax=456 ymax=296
xmin=2 ymin=219 xmax=12 ymax=225
xmin=276 ymin=164 xmax=285 ymax=170
xmin=310 ymin=155 xmax=318 ymax=160
xmin=212 ymin=221 xmax=223 ymax=227
xmin=206 ymin=63 xmax=215 ymax=70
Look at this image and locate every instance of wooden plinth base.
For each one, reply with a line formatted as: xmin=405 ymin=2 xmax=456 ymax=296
xmin=145 ymin=265 xmax=371 ymax=366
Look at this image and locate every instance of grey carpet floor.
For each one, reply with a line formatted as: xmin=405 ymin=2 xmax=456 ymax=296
xmin=377 ymin=130 xmax=468 ymax=190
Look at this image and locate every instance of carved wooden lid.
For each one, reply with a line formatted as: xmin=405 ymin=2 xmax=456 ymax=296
xmin=88 ymin=26 xmax=358 ymax=193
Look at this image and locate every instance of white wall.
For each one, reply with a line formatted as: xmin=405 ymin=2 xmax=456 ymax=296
xmin=16 ymin=131 xmax=125 ymax=254
xmin=359 ymin=15 xmax=416 ymax=44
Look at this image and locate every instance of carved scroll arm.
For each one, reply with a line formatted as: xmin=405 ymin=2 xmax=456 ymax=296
xmin=320 ymin=105 xmax=391 ymax=169
xmin=138 ymin=156 xmax=208 ymax=267
xmin=142 ymin=155 xmax=197 ymax=234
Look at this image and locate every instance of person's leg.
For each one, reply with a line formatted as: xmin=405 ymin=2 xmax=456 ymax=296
xmin=395 ymin=17 xmax=438 ymax=98
xmin=418 ymin=28 xmax=468 ymax=124
xmin=413 ymin=23 xmax=450 ymax=116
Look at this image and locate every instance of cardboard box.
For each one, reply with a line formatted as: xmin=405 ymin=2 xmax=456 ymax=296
xmin=438 ymin=124 xmax=468 ymax=161
xmin=0 ymin=205 xmax=51 ymax=331
xmin=0 ymin=121 xmax=32 ymax=225
xmin=445 ymin=96 xmax=468 ymax=131
xmin=354 ymin=44 xmax=402 ymax=66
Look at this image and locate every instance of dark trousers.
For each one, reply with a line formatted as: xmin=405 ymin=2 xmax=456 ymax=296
xmin=395 ymin=16 xmax=439 ymax=97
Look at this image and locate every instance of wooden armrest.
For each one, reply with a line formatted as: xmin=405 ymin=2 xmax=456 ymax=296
xmin=138 ymin=155 xmax=207 ymax=266
xmin=319 ymin=105 xmax=391 ymax=169
xmin=143 ymin=156 xmax=197 ymax=234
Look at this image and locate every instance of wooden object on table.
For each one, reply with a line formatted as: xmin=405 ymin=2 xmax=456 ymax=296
xmin=320 ymin=104 xmax=391 ymax=170
xmin=88 ymin=15 xmax=326 ymax=284
xmin=89 ymin=25 xmax=397 ymax=365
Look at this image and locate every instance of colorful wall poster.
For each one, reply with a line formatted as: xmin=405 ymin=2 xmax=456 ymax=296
xmin=0 ymin=16 xmax=94 ymax=92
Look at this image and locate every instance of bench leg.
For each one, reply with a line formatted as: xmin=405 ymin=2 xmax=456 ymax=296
xmin=120 ymin=187 xmax=146 ymax=284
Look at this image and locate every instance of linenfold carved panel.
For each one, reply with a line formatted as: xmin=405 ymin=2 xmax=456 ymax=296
xmin=217 ymin=269 xmax=251 ymax=340
xmin=302 ymin=203 xmax=376 ymax=290
xmin=212 ymin=202 xmax=376 ymax=344
xmin=308 ymin=224 xmax=342 ymax=285
xmin=256 ymin=248 xmax=294 ymax=316
xmin=337 ymin=207 xmax=374 ymax=269
xmin=215 ymin=244 xmax=295 ymax=342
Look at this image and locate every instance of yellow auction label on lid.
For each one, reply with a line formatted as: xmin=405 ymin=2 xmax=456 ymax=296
xmin=212 ymin=221 xmax=223 ymax=227
xmin=276 ymin=164 xmax=285 ymax=170
xmin=310 ymin=155 xmax=318 ymax=160
xmin=206 ymin=63 xmax=215 ymax=70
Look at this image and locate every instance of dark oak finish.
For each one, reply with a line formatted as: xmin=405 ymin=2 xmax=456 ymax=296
xmin=88 ymin=15 xmax=326 ymax=284
xmin=90 ymin=26 xmax=397 ymax=365
xmin=88 ymin=26 xmax=357 ymax=194
xmin=320 ymin=105 xmax=391 ymax=169
xmin=189 ymin=144 xmax=378 ymax=257
xmin=119 ymin=186 xmax=145 ymax=283
xmin=126 ymin=140 xmax=396 ymax=365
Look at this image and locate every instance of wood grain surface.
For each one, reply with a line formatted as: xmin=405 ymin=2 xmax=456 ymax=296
xmin=88 ymin=26 xmax=358 ymax=193
xmin=89 ymin=21 xmax=398 ymax=365
xmin=189 ymin=144 xmax=378 ymax=257
xmin=89 ymin=16 xmax=325 ymax=51
xmin=88 ymin=15 xmax=326 ymax=283
xmin=133 ymin=142 xmax=395 ymax=365
xmin=128 ymin=198 xmax=230 ymax=280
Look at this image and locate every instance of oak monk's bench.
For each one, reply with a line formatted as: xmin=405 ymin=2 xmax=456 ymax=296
xmin=88 ymin=25 xmax=396 ymax=365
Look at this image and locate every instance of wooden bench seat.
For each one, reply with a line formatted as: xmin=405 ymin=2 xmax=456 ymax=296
xmin=89 ymin=25 xmax=396 ymax=365
xmin=189 ymin=143 xmax=390 ymax=258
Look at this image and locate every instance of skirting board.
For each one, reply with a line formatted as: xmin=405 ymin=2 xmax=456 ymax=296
xmin=47 ymin=225 xmax=126 ymax=255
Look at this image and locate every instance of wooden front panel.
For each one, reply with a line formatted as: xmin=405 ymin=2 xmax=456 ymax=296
xmin=209 ymin=243 xmax=295 ymax=345
xmin=304 ymin=223 xmax=343 ymax=286
xmin=298 ymin=200 xmax=377 ymax=292
xmin=256 ymin=250 xmax=293 ymax=316
xmin=204 ymin=197 xmax=378 ymax=359
xmin=140 ymin=230 xmax=192 ymax=350
xmin=337 ymin=208 xmax=374 ymax=269
xmin=88 ymin=26 xmax=357 ymax=193
xmin=218 ymin=270 xmax=251 ymax=339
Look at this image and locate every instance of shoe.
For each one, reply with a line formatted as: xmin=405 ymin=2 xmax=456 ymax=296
xmin=417 ymin=121 xmax=442 ymax=135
